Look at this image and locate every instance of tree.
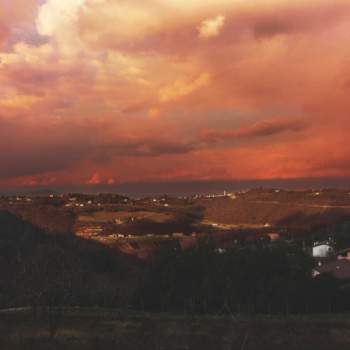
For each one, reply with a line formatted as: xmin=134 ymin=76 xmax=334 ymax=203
xmin=21 ymin=243 xmax=83 ymax=338
xmin=135 ymin=241 xmax=316 ymax=315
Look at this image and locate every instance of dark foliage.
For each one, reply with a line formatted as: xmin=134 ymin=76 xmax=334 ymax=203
xmin=0 ymin=210 xmax=125 ymax=310
xmin=2 ymin=208 xmax=350 ymax=317
xmin=135 ymin=239 xmax=350 ymax=314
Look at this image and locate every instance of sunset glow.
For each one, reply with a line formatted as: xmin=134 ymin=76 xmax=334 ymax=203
xmin=1 ymin=0 xmax=350 ymax=188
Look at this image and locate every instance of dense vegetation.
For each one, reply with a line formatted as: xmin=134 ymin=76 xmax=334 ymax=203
xmin=3 ymin=310 xmax=350 ymax=350
xmin=135 ymin=240 xmax=350 ymax=314
xmin=2 ymin=209 xmax=350 ymax=320
xmin=0 ymin=210 xmax=126 ymax=311
xmin=2 ymin=192 xmax=350 ymax=348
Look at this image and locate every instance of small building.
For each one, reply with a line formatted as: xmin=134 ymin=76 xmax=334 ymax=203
xmin=216 ymin=248 xmax=226 ymax=254
xmin=173 ymin=233 xmax=184 ymax=238
xmin=267 ymin=233 xmax=280 ymax=242
xmin=312 ymin=241 xmax=334 ymax=258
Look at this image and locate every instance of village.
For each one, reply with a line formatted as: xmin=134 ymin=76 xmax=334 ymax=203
xmin=2 ymin=188 xmax=350 ymax=280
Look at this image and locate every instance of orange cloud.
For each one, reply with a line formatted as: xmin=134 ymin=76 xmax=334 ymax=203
xmin=0 ymin=23 xmax=9 ymax=49
xmin=86 ymin=173 xmax=101 ymax=185
xmin=201 ymin=119 xmax=308 ymax=142
xmin=198 ymin=15 xmax=225 ymax=39
xmin=1 ymin=0 xmax=350 ymax=188
xmin=159 ymin=73 xmax=210 ymax=103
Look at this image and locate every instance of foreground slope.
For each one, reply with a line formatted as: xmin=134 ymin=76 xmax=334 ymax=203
xmin=2 ymin=309 xmax=350 ymax=350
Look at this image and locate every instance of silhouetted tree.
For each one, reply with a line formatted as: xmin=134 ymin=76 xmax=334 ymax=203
xmin=21 ymin=243 xmax=83 ymax=337
xmin=135 ymin=241 xmax=315 ymax=315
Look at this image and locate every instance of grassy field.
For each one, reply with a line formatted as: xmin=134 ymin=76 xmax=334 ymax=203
xmin=199 ymin=197 xmax=350 ymax=229
xmin=2 ymin=309 xmax=350 ymax=350
xmin=78 ymin=211 xmax=174 ymax=224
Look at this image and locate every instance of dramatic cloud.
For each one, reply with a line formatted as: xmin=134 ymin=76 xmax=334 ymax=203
xmin=86 ymin=173 xmax=101 ymax=185
xmin=0 ymin=23 xmax=9 ymax=49
xmin=198 ymin=15 xmax=225 ymax=39
xmin=159 ymin=73 xmax=210 ymax=102
xmin=36 ymin=0 xmax=86 ymax=38
xmin=1 ymin=0 xmax=350 ymax=188
xmin=201 ymin=119 xmax=308 ymax=142
xmin=0 ymin=0 xmax=38 ymax=50
xmin=0 ymin=115 xmax=197 ymax=182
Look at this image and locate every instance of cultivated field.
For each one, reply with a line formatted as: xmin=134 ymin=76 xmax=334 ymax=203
xmin=199 ymin=196 xmax=350 ymax=229
xmin=78 ymin=211 xmax=174 ymax=224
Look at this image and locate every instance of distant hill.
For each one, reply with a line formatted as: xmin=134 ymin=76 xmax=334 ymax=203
xmin=199 ymin=192 xmax=350 ymax=231
xmin=0 ymin=211 xmax=127 ymax=309
xmin=4 ymin=205 xmax=76 ymax=235
xmin=28 ymin=188 xmax=59 ymax=196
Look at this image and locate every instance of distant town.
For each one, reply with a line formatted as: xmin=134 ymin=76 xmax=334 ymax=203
xmin=2 ymin=188 xmax=350 ymax=280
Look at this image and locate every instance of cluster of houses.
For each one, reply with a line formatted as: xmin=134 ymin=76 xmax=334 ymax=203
xmin=193 ymin=190 xmax=237 ymax=200
xmin=312 ymin=240 xmax=350 ymax=281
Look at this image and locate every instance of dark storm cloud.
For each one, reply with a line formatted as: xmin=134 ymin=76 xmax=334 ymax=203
xmin=0 ymin=118 xmax=196 ymax=179
xmin=201 ymin=118 xmax=308 ymax=143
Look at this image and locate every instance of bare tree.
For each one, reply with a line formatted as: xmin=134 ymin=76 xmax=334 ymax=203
xmin=20 ymin=242 xmax=82 ymax=338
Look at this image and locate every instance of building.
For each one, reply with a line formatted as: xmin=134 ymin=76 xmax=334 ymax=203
xmin=173 ymin=233 xmax=184 ymax=238
xmin=312 ymin=241 xmax=334 ymax=258
xmin=76 ymin=225 xmax=103 ymax=237
xmin=267 ymin=233 xmax=280 ymax=242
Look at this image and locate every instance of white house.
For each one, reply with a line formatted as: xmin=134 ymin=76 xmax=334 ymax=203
xmin=312 ymin=242 xmax=334 ymax=258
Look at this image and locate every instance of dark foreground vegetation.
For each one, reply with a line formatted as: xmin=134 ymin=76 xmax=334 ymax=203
xmin=0 ymin=211 xmax=127 ymax=311
xmin=136 ymin=240 xmax=350 ymax=314
xmin=2 ymin=208 xmax=349 ymax=316
xmin=2 ymin=208 xmax=350 ymax=348
xmin=2 ymin=309 xmax=350 ymax=350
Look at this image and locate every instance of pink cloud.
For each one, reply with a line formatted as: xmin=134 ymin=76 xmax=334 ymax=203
xmin=86 ymin=173 xmax=101 ymax=185
xmin=201 ymin=119 xmax=308 ymax=142
xmin=1 ymin=0 xmax=350 ymax=188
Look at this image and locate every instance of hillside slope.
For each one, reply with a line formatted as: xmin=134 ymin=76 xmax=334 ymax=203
xmin=0 ymin=211 xmax=126 ymax=309
xmin=199 ymin=197 xmax=350 ymax=229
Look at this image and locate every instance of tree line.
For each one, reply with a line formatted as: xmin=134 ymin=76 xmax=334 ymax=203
xmin=3 ymin=209 xmax=350 ymax=338
xmin=134 ymin=239 xmax=350 ymax=314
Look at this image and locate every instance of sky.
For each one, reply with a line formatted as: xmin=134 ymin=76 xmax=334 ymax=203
xmin=1 ymin=0 xmax=350 ymax=190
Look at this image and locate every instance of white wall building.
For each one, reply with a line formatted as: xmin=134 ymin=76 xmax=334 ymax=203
xmin=312 ymin=243 xmax=334 ymax=258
